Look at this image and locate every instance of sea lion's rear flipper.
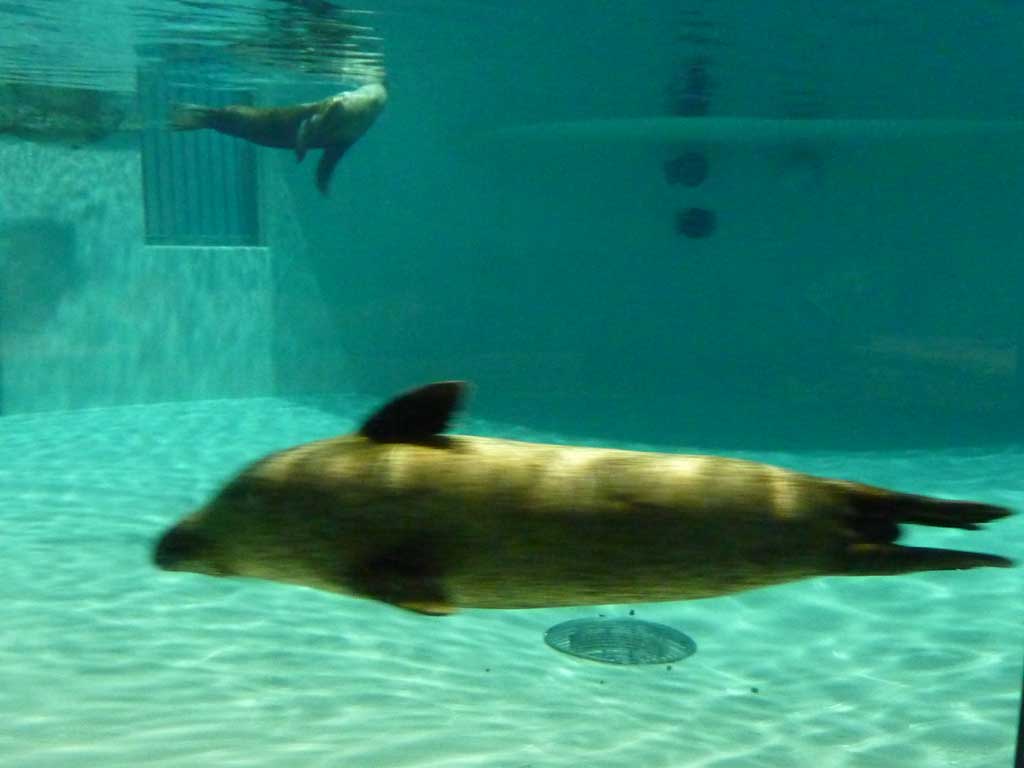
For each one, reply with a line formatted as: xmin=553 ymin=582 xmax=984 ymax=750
xmin=346 ymin=541 xmax=457 ymax=616
xmin=839 ymin=483 xmax=1014 ymax=575
xmin=840 ymin=481 xmax=1013 ymax=530
xmin=315 ymin=142 xmax=353 ymax=195
xmin=844 ymin=542 xmax=1013 ymax=575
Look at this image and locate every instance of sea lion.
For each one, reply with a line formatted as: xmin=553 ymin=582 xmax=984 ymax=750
xmin=169 ymin=82 xmax=386 ymax=194
xmin=153 ymin=382 xmax=1013 ymax=615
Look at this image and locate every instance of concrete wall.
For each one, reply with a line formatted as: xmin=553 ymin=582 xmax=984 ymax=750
xmin=261 ymin=147 xmax=352 ymax=399
xmin=270 ymin=5 xmax=1024 ymax=449
xmin=0 ymin=140 xmax=275 ymax=414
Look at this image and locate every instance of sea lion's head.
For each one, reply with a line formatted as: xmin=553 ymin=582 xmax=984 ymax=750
xmin=151 ymin=385 xmax=464 ymax=602
xmin=152 ymin=453 xmax=361 ymax=592
xmin=151 ymin=481 xmax=264 ymax=579
xmin=297 ymin=82 xmax=388 ymax=152
xmin=153 ymin=519 xmax=230 ymax=577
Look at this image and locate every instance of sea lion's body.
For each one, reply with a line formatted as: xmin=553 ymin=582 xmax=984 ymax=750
xmin=176 ymin=101 xmax=320 ymax=150
xmin=154 ymin=382 xmax=1013 ymax=615
xmin=169 ymin=82 xmax=386 ymax=193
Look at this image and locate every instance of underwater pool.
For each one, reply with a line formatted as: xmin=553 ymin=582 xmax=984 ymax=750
xmin=1 ymin=398 xmax=1020 ymax=767
xmin=2 ymin=0 xmax=1023 ymax=765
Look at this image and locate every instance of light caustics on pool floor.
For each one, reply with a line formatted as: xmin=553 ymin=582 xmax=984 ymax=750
xmin=0 ymin=398 xmax=1021 ymax=768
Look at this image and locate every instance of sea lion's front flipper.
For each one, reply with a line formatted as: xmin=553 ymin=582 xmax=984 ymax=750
xmin=359 ymin=381 xmax=468 ymax=442
xmin=314 ymin=142 xmax=354 ymax=195
xmin=295 ymin=114 xmax=319 ymax=162
xmin=395 ymin=600 xmax=458 ymax=616
xmin=346 ymin=542 xmax=457 ymax=616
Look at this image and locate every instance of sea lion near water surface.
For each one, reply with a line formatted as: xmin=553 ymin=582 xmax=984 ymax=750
xmin=169 ymin=82 xmax=386 ymax=194
xmin=153 ymin=382 xmax=1013 ymax=616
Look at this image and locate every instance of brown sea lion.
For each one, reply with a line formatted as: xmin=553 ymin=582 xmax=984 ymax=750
xmin=153 ymin=382 xmax=1013 ymax=615
xmin=169 ymin=82 xmax=386 ymax=194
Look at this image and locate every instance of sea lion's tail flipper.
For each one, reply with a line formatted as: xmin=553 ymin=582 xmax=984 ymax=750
xmin=315 ymin=142 xmax=352 ymax=195
xmin=168 ymin=104 xmax=216 ymax=131
xmin=839 ymin=483 xmax=1014 ymax=574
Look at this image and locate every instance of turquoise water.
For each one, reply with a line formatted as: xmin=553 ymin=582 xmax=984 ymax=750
xmin=1 ymin=1 xmax=1023 ymax=766
xmin=1 ymin=399 xmax=1021 ymax=766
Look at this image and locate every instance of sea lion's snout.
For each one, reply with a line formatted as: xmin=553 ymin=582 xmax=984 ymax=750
xmin=153 ymin=526 xmax=201 ymax=569
xmin=153 ymin=525 xmax=228 ymax=575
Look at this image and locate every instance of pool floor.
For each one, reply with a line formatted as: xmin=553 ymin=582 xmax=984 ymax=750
xmin=1 ymin=397 xmax=1021 ymax=767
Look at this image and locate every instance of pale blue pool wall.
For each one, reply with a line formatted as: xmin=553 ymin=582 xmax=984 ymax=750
xmin=0 ymin=124 xmax=345 ymax=415
xmin=1 ymin=44 xmax=1023 ymax=452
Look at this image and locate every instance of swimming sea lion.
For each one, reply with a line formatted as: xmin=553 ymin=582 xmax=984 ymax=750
xmin=153 ymin=382 xmax=1013 ymax=615
xmin=169 ymin=82 xmax=386 ymax=194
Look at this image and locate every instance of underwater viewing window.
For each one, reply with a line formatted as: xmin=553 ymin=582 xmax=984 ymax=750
xmin=138 ymin=69 xmax=261 ymax=246
xmin=1 ymin=1 xmax=1023 ymax=766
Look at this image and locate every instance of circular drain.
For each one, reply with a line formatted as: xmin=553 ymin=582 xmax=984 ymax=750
xmin=544 ymin=617 xmax=697 ymax=666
